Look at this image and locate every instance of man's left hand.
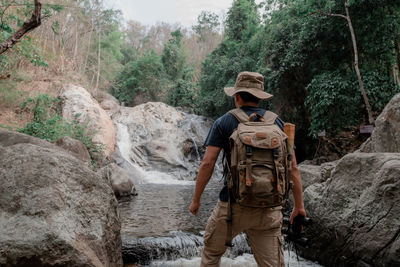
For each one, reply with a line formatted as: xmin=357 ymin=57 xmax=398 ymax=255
xmin=290 ymin=206 xmax=306 ymax=224
xmin=189 ymin=201 xmax=200 ymax=215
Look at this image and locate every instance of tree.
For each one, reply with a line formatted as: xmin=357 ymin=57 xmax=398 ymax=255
xmin=192 ymin=11 xmax=220 ymax=41
xmin=225 ymin=0 xmax=259 ymax=41
xmin=0 ymin=0 xmax=42 ymax=54
xmin=112 ymin=51 xmax=165 ymax=105
xmin=161 ymin=29 xmax=186 ymax=80
xmin=196 ymin=0 xmax=261 ymax=118
xmin=327 ymin=0 xmax=374 ymax=125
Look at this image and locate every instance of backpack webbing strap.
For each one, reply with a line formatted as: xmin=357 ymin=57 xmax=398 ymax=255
xmin=230 ymin=109 xmax=278 ymax=124
xmin=263 ymin=111 xmax=279 ymax=124
xmin=229 ymin=108 xmax=249 ymax=123
xmin=245 ymin=146 xmax=253 ymax=187
xmin=225 ymin=169 xmax=234 ymax=247
xmin=225 ymin=192 xmax=233 ymax=247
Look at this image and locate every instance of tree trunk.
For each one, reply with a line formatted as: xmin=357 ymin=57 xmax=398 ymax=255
xmin=82 ymin=18 xmax=94 ymax=74
xmin=344 ymin=0 xmax=374 ymax=125
xmin=394 ymin=39 xmax=400 ymax=86
xmin=73 ymin=22 xmax=79 ymax=70
xmin=0 ymin=0 xmax=42 ymax=54
xmin=95 ymin=30 xmax=101 ymax=92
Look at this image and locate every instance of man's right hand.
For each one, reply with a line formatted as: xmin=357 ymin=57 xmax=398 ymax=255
xmin=189 ymin=200 xmax=200 ymax=215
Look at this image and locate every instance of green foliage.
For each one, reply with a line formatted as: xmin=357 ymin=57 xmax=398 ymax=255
xmin=0 ymin=123 xmax=12 ymax=131
xmin=0 ymin=0 xmax=61 ymax=70
xmin=305 ymin=71 xmax=400 ymax=137
xmin=18 ymin=94 xmax=105 ymax=162
xmin=226 ymin=0 xmax=260 ymax=41
xmin=167 ymin=68 xmax=197 ymax=109
xmin=192 ymin=11 xmax=220 ymax=41
xmin=161 ymin=29 xmax=186 ymax=80
xmin=112 ymin=51 xmax=165 ymax=104
xmin=0 ymin=79 xmax=24 ymax=108
xmin=195 ymin=0 xmax=262 ymax=118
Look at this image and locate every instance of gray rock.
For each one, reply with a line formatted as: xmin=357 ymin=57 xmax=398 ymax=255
xmin=60 ymin=85 xmax=116 ymax=156
xmin=0 ymin=130 xmax=122 ymax=266
xmin=298 ymin=164 xmax=323 ymax=189
xmin=56 ymin=136 xmax=91 ymax=163
xmin=359 ymin=93 xmax=400 ymax=153
xmin=113 ymin=102 xmax=214 ymax=182
xmin=100 ymin=163 xmax=137 ymax=197
xmin=0 ymin=130 xmax=55 ymax=149
xmin=99 ymin=93 xmax=120 ymax=117
xmin=300 ymin=152 xmax=400 ymax=266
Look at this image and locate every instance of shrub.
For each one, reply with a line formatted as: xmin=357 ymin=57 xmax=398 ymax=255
xmin=18 ymin=94 xmax=105 ymax=165
xmin=305 ymin=71 xmax=400 ymax=138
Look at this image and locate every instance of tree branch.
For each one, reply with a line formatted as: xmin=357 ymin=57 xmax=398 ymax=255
xmin=0 ymin=0 xmax=42 ymax=55
xmin=308 ymin=11 xmax=347 ymax=20
xmin=328 ymin=13 xmax=347 ymax=20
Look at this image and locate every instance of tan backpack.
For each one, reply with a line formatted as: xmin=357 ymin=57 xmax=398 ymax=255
xmin=226 ymin=108 xmax=292 ymax=208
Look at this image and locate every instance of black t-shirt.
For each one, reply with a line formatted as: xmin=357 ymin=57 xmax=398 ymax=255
xmin=204 ymin=106 xmax=285 ymax=202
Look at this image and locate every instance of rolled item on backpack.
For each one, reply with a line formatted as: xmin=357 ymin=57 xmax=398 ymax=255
xmin=284 ymin=123 xmax=295 ymax=170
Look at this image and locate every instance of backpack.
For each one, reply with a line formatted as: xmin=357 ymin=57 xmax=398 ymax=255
xmin=226 ymin=108 xmax=291 ymax=208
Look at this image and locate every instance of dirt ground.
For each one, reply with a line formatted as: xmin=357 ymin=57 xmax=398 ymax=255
xmin=0 ymin=69 xmax=90 ymax=130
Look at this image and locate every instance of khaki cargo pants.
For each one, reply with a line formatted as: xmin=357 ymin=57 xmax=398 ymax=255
xmin=201 ymin=201 xmax=284 ymax=267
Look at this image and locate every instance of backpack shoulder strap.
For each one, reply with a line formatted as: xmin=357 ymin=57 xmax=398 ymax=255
xmin=263 ymin=111 xmax=278 ymax=124
xmin=229 ymin=108 xmax=249 ymax=123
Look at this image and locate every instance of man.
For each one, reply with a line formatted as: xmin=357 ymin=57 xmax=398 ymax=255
xmin=189 ymin=71 xmax=306 ymax=267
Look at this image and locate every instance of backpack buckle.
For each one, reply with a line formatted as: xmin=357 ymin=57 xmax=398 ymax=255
xmin=246 ymin=146 xmax=253 ymax=156
xmin=273 ymin=148 xmax=279 ymax=158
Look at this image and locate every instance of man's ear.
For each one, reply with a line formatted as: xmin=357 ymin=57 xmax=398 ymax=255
xmin=235 ymin=94 xmax=240 ymax=103
xmin=234 ymin=94 xmax=239 ymax=108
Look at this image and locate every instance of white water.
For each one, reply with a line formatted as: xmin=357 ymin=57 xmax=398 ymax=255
xmin=151 ymin=251 xmax=321 ymax=267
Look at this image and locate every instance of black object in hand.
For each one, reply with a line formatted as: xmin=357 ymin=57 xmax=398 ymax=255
xmin=282 ymin=215 xmax=312 ymax=247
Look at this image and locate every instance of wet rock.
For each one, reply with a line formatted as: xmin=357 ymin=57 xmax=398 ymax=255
xmin=56 ymin=136 xmax=91 ymax=163
xmin=299 ymin=153 xmax=400 ymax=266
xmin=100 ymin=163 xmax=137 ymax=197
xmin=112 ymin=102 xmax=213 ymax=182
xmin=60 ymin=85 xmax=116 ymax=156
xmin=0 ymin=130 xmax=122 ymax=266
xmin=122 ymin=231 xmax=249 ymax=266
xmin=359 ymin=93 xmax=400 ymax=153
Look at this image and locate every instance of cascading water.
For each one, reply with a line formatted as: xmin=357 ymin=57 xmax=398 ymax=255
xmin=112 ymin=102 xmax=321 ymax=266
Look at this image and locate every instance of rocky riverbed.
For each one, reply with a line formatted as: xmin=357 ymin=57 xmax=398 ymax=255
xmin=0 ymin=85 xmax=399 ymax=266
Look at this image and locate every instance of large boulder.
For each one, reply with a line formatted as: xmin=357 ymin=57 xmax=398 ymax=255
xmin=298 ymin=161 xmax=337 ymax=189
xmin=56 ymin=136 xmax=91 ymax=163
xmin=98 ymin=93 xmax=120 ymax=118
xmin=0 ymin=130 xmax=122 ymax=266
xmin=100 ymin=163 xmax=136 ymax=197
xmin=299 ymin=153 xmax=400 ymax=266
xmin=60 ymin=85 xmax=116 ymax=156
xmin=360 ymin=93 xmax=400 ymax=153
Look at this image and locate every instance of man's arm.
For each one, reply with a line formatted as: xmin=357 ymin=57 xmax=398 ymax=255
xmin=189 ymin=145 xmax=221 ymax=215
xmin=289 ymin=151 xmax=306 ymax=223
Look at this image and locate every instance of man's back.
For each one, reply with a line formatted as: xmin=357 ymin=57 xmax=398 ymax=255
xmin=189 ymin=71 xmax=306 ymax=267
xmin=204 ymin=106 xmax=285 ymax=202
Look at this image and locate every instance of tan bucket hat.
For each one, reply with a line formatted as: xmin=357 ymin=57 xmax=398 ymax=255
xmin=224 ymin=71 xmax=273 ymax=100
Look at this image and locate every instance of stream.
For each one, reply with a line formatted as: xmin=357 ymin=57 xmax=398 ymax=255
xmin=113 ymin=103 xmax=322 ymax=266
xmin=119 ymin=180 xmax=322 ymax=267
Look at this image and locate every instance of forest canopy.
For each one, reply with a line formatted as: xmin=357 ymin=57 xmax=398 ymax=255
xmin=1 ymin=0 xmax=400 ymax=160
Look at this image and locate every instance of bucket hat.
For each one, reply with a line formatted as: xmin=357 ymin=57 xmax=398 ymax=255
xmin=224 ymin=71 xmax=273 ymax=100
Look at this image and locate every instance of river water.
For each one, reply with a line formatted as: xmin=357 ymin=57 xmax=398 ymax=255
xmin=119 ymin=180 xmax=322 ymax=267
xmin=113 ymin=103 xmax=322 ymax=266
